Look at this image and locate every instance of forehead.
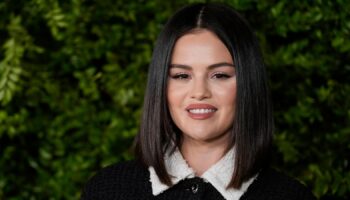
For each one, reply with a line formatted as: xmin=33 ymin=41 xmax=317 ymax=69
xmin=171 ymin=29 xmax=233 ymax=65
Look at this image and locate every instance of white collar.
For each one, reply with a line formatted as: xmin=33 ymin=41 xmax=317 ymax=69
xmin=148 ymin=148 xmax=256 ymax=200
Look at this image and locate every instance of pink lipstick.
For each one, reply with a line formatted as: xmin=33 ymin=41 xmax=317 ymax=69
xmin=186 ymin=104 xmax=217 ymax=120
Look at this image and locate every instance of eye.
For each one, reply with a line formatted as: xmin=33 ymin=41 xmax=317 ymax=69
xmin=212 ymin=72 xmax=231 ymax=79
xmin=170 ymin=73 xmax=190 ymax=80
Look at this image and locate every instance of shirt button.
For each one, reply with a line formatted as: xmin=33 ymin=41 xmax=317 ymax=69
xmin=191 ymin=183 xmax=199 ymax=194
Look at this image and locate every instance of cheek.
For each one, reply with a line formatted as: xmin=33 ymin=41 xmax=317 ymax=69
xmin=167 ymin=91 xmax=185 ymax=129
xmin=167 ymin=82 xmax=188 ymax=105
xmin=213 ymin=83 xmax=237 ymax=106
xmin=167 ymin=84 xmax=183 ymax=113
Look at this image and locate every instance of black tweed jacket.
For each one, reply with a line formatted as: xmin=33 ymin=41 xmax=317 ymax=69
xmin=81 ymin=160 xmax=316 ymax=200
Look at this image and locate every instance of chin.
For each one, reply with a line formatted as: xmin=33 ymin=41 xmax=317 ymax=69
xmin=183 ymin=133 xmax=217 ymax=142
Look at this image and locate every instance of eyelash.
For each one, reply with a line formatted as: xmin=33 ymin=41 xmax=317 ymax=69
xmin=169 ymin=72 xmax=232 ymax=80
xmin=212 ymin=72 xmax=232 ymax=79
xmin=170 ymin=73 xmax=189 ymax=80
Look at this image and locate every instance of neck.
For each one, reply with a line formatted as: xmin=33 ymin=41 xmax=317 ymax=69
xmin=180 ymin=137 xmax=228 ymax=176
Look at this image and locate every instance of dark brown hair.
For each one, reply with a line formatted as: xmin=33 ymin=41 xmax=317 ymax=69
xmin=134 ymin=2 xmax=273 ymax=189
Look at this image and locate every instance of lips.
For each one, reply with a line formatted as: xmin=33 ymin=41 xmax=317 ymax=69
xmin=186 ymin=104 xmax=217 ymax=120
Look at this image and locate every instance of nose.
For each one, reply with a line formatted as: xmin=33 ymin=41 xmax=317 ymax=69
xmin=190 ymin=78 xmax=211 ymax=100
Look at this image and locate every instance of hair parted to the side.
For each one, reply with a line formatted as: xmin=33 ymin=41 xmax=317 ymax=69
xmin=134 ymin=2 xmax=273 ymax=189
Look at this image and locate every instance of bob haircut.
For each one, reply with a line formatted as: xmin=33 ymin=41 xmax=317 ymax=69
xmin=134 ymin=2 xmax=273 ymax=189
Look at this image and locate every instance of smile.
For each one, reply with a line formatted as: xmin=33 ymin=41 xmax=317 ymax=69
xmin=188 ymin=109 xmax=216 ymax=114
xmin=186 ymin=104 xmax=217 ymax=120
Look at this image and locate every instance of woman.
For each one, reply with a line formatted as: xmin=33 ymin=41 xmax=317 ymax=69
xmin=81 ymin=3 xmax=316 ymax=200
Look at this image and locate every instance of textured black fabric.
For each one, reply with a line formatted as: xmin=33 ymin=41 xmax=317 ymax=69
xmin=81 ymin=160 xmax=316 ymax=200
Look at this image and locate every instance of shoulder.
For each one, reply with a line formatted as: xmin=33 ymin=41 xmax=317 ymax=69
xmin=88 ymin=160 xmax=149 ymax=181
xmin=81 ymin=160 xmax=152 ymax=200
xmin=242 ymin=168 xmax=316 ymax=200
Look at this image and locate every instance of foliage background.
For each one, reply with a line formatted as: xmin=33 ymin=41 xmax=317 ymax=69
xmin=0 ymin=0 xmax=349 ymax=199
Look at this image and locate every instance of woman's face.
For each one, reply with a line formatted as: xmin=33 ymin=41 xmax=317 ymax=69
xmin=167 ymin=29 xmax=237 ymax=145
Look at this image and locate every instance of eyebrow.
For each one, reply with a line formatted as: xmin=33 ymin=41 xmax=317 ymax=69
xmin=169 ymin=62 xmax=235 ymax=70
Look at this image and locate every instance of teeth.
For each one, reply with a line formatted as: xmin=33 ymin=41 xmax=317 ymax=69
xmin=189 ymin=109 xmax=216 ymax=114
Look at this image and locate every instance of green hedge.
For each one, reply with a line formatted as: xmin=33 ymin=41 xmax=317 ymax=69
xmin=0 ymin=0 xmax=349 ymax=199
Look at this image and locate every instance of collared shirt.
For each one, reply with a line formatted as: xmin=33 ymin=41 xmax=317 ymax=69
xmin=149 ymin=148 xmax=256 ymax=200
